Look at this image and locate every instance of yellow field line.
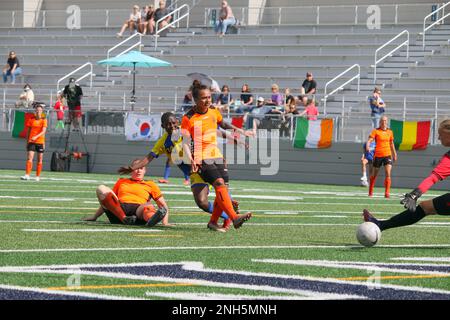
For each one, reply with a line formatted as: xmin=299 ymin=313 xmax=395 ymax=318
xmin=336 ymin=274 xmax=450 ymax=281
xmin=46 ymin=282 xmax=195 ymax=291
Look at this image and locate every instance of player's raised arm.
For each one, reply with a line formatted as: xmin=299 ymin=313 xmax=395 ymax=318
xmin=118 ymin=153 xmax=155 ymax=175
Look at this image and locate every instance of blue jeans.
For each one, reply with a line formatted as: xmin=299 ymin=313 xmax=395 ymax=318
xmin=3 ymin=67 xmax=22 ymax=83
xmin=215 ymin=17 xmax=236 ymax=34
xmin=371 ymin=113 xmax=382 ymax=128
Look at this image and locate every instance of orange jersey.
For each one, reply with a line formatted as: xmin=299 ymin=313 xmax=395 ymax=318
xmin=112 ymin=178 xmax=162 ymax=205
xmin=181 ymin=107 xmax=223 ymax=161
xmin=26 ymin=116 xmax=47 ymax=144
xmin=369 ymin=128 xmax=394 ymax=158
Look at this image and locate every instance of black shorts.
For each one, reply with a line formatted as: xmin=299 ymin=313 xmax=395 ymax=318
xmin=432 ymin=193 xmax=450 ymax=215
xmin=373 ymin=156 xmax=392 ymax=168
xmin=27 ymin=143 xmax=44 ymax=153
xmin=198 ymin=158 xmax=229 ymax=185
xmin=105 ymin=202 xmax=146 ymax=225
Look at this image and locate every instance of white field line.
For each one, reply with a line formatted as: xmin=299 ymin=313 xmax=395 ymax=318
xmin=21 ymin=228 xmax=162 ymax=233
xmin=252 ymin=259 xmax=450 ymax=276
xmin=2 ymin=261 xmax=449 ymax=298
xmin=144 ymin=292 xmax=309 ymax=300
xmin=2 ymin=243 xmax=450 ymax=254
xmin=391 ymin=257 xmax=450 ymax=262
xmin=0 ymin=284 xmax=141 ymax=300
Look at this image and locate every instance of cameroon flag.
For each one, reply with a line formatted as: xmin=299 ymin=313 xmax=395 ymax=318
xmin=293 ymin=118 xmax=333 ymax=149
xmin=390 ymin=119 xmax=431 ymax=151
xmin=12 ymin=110 xmax=34 ymax=138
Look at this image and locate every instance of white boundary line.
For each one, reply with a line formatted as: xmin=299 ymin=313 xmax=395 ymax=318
xmin=391 ymin=257 xmax=450 ymax=262
xmin=21 ymin=228 xmax=162 ymax=233
xmin=0 ymin=284 xmax=141 ymax=300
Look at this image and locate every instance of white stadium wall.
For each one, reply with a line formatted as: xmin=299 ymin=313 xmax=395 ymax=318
xmin=1 ymin=132 xmax=449 ymax=191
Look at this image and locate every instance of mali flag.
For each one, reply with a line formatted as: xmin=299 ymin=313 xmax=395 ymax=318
xmin=390 ymin=119 xmax=431 ymax=151
xmin=293 ymin=118 xmax=333 ymax=149
xmin=12 ymin=110 xmax=34 ymax=138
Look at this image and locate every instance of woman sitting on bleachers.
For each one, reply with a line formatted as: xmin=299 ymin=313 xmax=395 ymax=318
xmin=117 ymin=5 xmax=142 ymax=38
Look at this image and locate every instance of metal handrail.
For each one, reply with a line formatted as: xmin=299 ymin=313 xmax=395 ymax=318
xmin=57 ymin=62 xmax=94 ymax=92
xmin=373 ymin=30 xmax=409 ymax=84
xmin=322 ymin=64 xmax=360 ymax=116
xmin=106 ymin=32 xmax=143 ymax=79
xmin=32 ymin=0 xmax=44 ymax=27
xmin=153 ymin=4 xmax=190 ymax=51
xmin=422 ymin=2 xmax=450 ymax=48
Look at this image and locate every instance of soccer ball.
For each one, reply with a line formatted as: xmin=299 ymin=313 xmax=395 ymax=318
xmin=356 ymin=222 xmax=381 ymax=247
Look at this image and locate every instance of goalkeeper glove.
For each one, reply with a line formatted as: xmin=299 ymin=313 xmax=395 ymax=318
xmin=400 ymin=188 xmax=422 ymax=212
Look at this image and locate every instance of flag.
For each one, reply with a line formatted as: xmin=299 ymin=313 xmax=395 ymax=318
xmin=390 ymin=119 xmax=431 ymax=151
xmin=12 ymin=110 xmax=34 ymax=138
xmin=293 ymin=118 xmax=333 ymax=149
xmin=125 ymin=113 xmax=161 ymax=141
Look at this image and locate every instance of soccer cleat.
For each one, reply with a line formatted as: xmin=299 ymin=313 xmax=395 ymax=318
xmin=362 ymin=209 xmax=381 ymax=228
xmin=360 ymin=177 xmax=368 ymax=187
xmin=233 ymin=212 xmax=252 ymax=229
xmin=207 ymin=222 xmax=227 ymax=233
xmin=231 ymin=199 xmax=240 ymax=214
xmin=35 ymin=177 xmax=40 ymax=182
xmin=222 ymin=218 xmax=232 ymax=230
xmin=384 ymin=193 xmax=390 ymax=198
xmin=183 ymin=179 xmax=190 ymax=186
xmin=20 ymin=175 xmax=30 ymax=180
xmin=122 ymin=216 xmax=137 ymax=225
xmin=158 ymin=179 xmax=169 ymax=184
xmin=146 ymin=207 xmax=167 ymax=227
xmin=368 ymin=191 xmax=373 ymax=197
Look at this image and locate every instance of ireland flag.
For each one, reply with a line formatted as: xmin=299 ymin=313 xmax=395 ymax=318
xmin=293 ymin=118 xmax=333 ymax=149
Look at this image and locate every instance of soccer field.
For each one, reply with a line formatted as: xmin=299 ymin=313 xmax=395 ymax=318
xmin=0 ymin=169 xmax=449 ymax=300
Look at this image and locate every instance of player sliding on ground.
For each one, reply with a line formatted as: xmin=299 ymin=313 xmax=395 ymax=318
xmin=181 ymin=85 xmax=254 ymax=232
xmin=363 ymin=119 xmax=450 ymax=231
xmin=83 ymin=159 xmax=171 ymax=227
xmin=366 ymin=115 xmax=397 ymax=198
xmin=118 ymin=111 xmax=246 ymax=230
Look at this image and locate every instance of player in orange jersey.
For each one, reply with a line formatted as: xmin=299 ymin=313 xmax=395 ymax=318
xmin=21 ymin=102 xmax=47 ymax=181
xmin=83 ymin=159 xmax=171 ymax=227
xmin=181 ymin=84 xmax=254 ymax=232
xmin=366 ymin=115 xmax=397 ymax=198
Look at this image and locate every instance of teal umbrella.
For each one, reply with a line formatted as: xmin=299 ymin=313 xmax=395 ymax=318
xmin=97 ymin=51 xmax=172 ymax=107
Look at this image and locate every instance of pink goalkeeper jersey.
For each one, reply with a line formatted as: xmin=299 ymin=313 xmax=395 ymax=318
xmin=417 ymin=151 xmax=450 ymax=193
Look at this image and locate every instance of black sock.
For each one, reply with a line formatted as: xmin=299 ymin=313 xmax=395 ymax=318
xmin=379 ymin=205 xmax=426 ymax=231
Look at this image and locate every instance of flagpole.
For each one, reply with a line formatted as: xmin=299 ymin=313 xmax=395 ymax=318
xmin=131 ymin=62 xmax=136 ymax=111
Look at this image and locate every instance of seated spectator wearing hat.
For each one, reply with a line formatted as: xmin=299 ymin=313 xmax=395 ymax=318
xmin=301 ymin=72 xmax=317 ymax=96
xmin=15 ymin=84 xmax=34 ymax=108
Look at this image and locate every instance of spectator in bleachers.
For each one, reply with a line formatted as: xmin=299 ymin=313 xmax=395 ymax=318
xmin=267 ymin=84 xmax=283 ymax=106
xmin=15 ymin=84 xmax=34 ymax=108
xmin=284 ymin=88 xmax=294 ymax=107
xmin=300 ymin=72 xmax=317 ymax=96
xmin=63 ymin=77 xmax=83 ymax=129
xmin=215 ymin=1 xmax=236 ymax=37
xmin=2 ymin=51 xmax=22 ymax=84
xmin=139 ymin=5 xmax=155 ymax=35
xmin=154 ymin=0 xmax=172 ymax=32
xmin=53 ymin=91 xmax=66 ymax=130
xmin=215 ymin=85 xmax=234 ymax=113
xmin=116 ymin=5 xmax=142 ymax=38
xmin=368 ymin=87 xmax=386 ymax=128
xmin=298 ymin=97 xmax=319 ymax=120
xmin=240 ymin=84 xmax=253 ymax=108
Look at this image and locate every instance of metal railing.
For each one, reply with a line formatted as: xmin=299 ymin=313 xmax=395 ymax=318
xmin=153 ymin=4 xmax=190 ymax=51
xmin=106 ymin=32 xmax=143 ymax=79
xmin=203 ymin=4 xmax=439 ymax=27
xmin=322 ymin=64 xmax=360 ymax=116
xmin=56 ymin=62 xmax=94 ymax=92
xmin=373 ymin=30 xmax=409 ymax=84
xmin=422 ymin=2 xmax=450 ymax=48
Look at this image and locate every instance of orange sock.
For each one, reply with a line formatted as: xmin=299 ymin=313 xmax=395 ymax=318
xmin=369 ymin=176 xmax=376 ymax=195
xmin=101 ymin=192 xmax=126 ymax=222
xmin=214 ymin=185 xmax=238 ymax=221
xmin=25 ymin=160 xmax=32 ymax=175
xmin=384 ymin=178 xmax=391 ymax=195
xmin=209 ymin=199 xmax=223 ymax=224
xmin=142 ymin=204 xmax=156 ymax=222
xmin=36 ymin=162 xmax=43 ymax=177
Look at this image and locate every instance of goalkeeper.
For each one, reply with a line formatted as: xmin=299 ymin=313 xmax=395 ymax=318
xmin=363 ymin=119 xmax=450 ymax=231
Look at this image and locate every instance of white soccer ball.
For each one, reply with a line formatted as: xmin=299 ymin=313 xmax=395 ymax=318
xmin=356 ymin=222 xmax=381 ymax=247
